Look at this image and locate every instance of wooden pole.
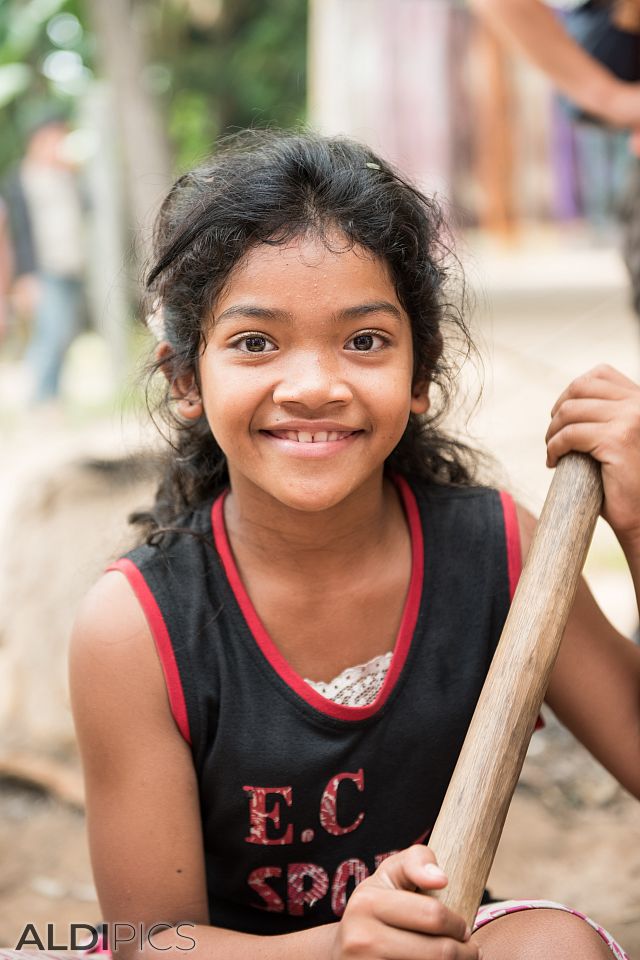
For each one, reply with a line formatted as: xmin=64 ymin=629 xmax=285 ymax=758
xmin=428 ymin=452 xmax=603 ymax=926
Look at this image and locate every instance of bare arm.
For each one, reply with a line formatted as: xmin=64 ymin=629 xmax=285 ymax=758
xmin=469 ymin=0 xmax=640 ymax=127
xmin=516 ymin=504 xmax=640 ymax=798
xmin=547 ymin=572 xmax=640 ymax=798
xmin=513 ymin=366 xmax=640 ymax=799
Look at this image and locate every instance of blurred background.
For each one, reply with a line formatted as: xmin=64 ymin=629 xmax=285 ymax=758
xmin=0 ymin=0 xmax=639 ymax=954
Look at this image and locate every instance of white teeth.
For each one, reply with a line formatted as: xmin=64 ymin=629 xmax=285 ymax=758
xmin=276 ymin=429 xmax=353 ymax=442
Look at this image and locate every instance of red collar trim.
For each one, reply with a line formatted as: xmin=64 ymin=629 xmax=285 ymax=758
xmin=211 ymin=476 xmax=423 ymax=722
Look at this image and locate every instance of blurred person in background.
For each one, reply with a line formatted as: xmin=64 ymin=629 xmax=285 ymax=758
xmin=3 ymin=115 xmax=87 ymax=406
xmin=468 ymin=0 xmax=640 ymax=317
xmin=0 ymin=198 xmax=13 ymax=344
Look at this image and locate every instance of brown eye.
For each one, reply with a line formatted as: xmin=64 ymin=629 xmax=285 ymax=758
xmin=346 ymin=332 xmax=388 ymax=352
xmin=235 ymin=334 xmax=277 ymax=353
xmin=352 ymin=334 xmax=374 ymax=351
xmin=245 ymin=336 xmax=267 ymax=352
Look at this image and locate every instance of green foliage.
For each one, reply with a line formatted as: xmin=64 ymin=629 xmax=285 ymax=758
xmin=155 ymin=0 xmax=308 ymax=170
xmin=0 ymin=0 xmax=92 ymax=176
xmin=168 ymin=89 xmax=216 ymax=172
xmin=0 ymin=0 xmax=308 ymax=177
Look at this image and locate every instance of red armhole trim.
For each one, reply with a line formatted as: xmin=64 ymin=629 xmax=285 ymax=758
xmin=499 ymin=491 xmax=522 ymax=601
xmin=106 ymin=558 xmax=191 ymax=745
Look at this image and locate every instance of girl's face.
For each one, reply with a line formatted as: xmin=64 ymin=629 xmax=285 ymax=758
xmin=189 ymin=232 xmax=429 ymax=513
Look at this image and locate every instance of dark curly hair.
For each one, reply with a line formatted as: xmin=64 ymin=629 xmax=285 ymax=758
xmin=133 ymin=129 xmax=481 ymax=539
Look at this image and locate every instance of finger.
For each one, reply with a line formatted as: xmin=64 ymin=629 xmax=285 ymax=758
xmin=375 ymin=845 xmax=447 ymax=893
xmin=545 ymin=398 xmax=617 ymax=443
xmin=546 ymin=421 xmax=607 ymax=466
xmin=585 ymin=363 xmax=638 ymax=390
xmin=371 ymin=887 xmax=471 ymax=943
xmin=576 ymin=364 xmax=638 ymax=392
xmin=550 ymin=369 xmax=630 ymax=417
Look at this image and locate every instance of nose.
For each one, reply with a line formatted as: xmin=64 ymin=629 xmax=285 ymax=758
xmin=271 ymin=349 xmax=353 ymax=409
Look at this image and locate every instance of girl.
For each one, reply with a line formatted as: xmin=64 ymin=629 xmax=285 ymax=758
xmin=70 ymin=131 xmax=640 ymax=960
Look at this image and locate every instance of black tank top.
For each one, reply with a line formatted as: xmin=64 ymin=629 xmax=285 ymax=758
xmin=109 ymin=476 xmax=520 ymax=935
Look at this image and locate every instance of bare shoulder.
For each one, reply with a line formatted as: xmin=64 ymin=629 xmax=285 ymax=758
xmin=69 ymin=568 xmax=188 ymax=794
xmin=71 ymin=567 xmax=153 ymax=657
xmin=71 ymin=570 xmax=147 ymax=659
xmin=70 ymin=570 xmax=172 ymax=741
xmin=70 ymin=571 xmax=209 ymax=928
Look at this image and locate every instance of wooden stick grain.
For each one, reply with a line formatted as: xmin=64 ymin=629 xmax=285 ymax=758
xmin=428 ymin=452 xmax=603 ymax=926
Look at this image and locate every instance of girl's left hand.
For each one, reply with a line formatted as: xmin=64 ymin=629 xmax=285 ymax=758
xmin=546 ymin=364 xmax=640 ymax=550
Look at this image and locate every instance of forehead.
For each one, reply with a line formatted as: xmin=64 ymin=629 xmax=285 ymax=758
xmin=213 ymin=234 xmax=401 ymax=317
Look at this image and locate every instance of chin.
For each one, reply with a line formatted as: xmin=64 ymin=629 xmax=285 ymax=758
xmin=273 ymin=473 xmax=377 ymax=514
xmin=275 ymin=488 xmax=347 ymax=514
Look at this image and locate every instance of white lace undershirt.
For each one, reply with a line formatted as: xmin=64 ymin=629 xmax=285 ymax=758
xmin=304 ymin=652 xmax=392 ymax=707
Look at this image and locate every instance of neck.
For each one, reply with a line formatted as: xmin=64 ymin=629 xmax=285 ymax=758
xmin=223 ymin=470 xmax=399 ymax=577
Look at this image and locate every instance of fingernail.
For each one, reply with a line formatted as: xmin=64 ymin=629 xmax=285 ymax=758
xmin=423 ymin=863 xmax=446 ymax=880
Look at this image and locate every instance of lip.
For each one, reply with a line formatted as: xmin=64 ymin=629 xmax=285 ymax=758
xmin=259 ymin=428 xmax=363 ymax=458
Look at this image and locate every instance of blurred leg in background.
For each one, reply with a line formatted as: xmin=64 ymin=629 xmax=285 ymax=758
xmin=26 ymin=274 xmax=84 ymax=403
xmin=620 ymin=158 xmax=640 ymax=317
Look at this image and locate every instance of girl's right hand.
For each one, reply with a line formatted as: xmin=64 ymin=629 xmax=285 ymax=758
xmin=331 ymin=845 xmax=480 ymax=960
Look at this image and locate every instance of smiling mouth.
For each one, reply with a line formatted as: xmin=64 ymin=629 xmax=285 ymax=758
xmin=263 ymin=430 xmax=360 ymax=444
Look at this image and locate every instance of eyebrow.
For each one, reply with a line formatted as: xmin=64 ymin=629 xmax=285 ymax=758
xmin=214 ymin=300 xmax=404 ymax=325
xmin=340 ymin=301 xmax=403 ymax=321
xmin=215 ymin=305 xmax=291 ymax=325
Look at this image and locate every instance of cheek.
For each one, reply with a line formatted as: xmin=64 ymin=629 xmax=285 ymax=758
xmin=374 ymin=364 xmax=414 ymax=409
xmin=200 ymin=365 xmax=265 ymax=436
xmin=358 ymin=369 xmax=414 ymax=442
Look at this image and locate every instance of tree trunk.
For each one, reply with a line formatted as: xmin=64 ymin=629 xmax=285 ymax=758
xmin=88 ymin=0 xmax=172 ymax=268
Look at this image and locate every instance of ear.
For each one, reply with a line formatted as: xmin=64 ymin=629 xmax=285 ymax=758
xmin=155 ymin=340 xmax=203 ymax=421
xmin=410 ymin=378 xmax=430 ymax=416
